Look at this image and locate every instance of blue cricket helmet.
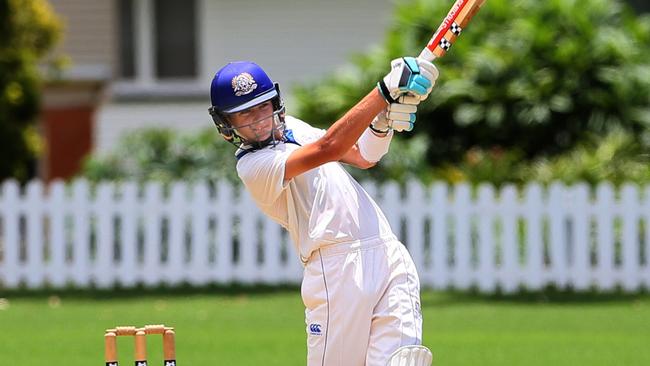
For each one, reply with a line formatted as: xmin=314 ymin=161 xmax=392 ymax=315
xmin=208 ymin=61 xmax=285 ymax=148
xmin=210 ymin=61 xmax=279 ymax=113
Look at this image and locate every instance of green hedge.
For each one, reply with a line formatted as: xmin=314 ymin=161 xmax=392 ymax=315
xmin=82 ymin=128 xmax=649 ymax=187
xmin=82 ymin=128 xmax=240 ymax=184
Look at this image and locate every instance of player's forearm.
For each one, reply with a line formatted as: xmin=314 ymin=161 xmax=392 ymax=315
xmin=317 ymin=89 xmax=387 ymax=161
xmin=338 ymin=144 xmax=377 ymax=169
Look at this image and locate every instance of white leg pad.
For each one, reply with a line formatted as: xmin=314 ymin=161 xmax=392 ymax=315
xmin=386 ymin=345 xmax=433 ymax=366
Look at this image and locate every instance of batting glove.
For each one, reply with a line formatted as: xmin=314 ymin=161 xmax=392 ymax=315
xmin=378 ymin=57 xmax=439 ymax=104
xmin=370 ymin=95 xmax=420 ymax=133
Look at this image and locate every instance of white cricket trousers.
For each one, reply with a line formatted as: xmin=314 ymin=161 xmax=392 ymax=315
xmin=301 ymin=235 xmax=422 ymax=366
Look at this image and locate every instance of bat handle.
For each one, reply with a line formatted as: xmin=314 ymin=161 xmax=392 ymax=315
xmin=418 ymin=47 xmax=438 ymax=62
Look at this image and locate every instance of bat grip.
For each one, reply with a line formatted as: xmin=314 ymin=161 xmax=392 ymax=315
xmin=418 ymin=48 xmax=438 ymax=62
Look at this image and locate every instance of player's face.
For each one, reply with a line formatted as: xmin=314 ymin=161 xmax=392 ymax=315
xmin=228 ymin=101 xmax=277 ymax=142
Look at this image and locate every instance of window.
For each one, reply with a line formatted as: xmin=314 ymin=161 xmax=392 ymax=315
xmin=117 ymin=0 xmax=135 ymax=78
xmin=154 ymin=0 xmax=197 ymax=78
xmin=117 ymin=0 xmax=197 ymax=81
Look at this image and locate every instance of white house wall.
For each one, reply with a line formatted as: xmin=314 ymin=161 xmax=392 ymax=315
xmin=96 ymin=102 xmax=210 ymax=153
xmin=200 ymin=0 xmax=393 ymax=87
xmin=48 ymin=0 xmax=116 ymax=79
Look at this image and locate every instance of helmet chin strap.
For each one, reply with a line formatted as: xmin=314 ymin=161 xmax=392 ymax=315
xmin=242 ymin=132 xmax=281 ymax=149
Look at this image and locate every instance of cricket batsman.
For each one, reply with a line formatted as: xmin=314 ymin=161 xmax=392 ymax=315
xmin=208 ymin=57 xmax=438 ymax=365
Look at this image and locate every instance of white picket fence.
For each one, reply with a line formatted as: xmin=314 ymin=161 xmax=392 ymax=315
xmin=0 ymin=179 xmax=648 ymax=293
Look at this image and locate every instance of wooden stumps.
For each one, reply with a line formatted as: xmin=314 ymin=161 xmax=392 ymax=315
xmin=104 ymin=331 xmax=118 ymax=366
xmin=134 ymin=328 xmax=147 ymax=366
xmin=104 ymin=325 xmax=176 ymax=366
xmin=163 ymin=329 xmax=176 ymax=366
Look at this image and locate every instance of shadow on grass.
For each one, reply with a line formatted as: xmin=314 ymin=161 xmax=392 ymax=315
xmin=0 ymin=282 xmax=301 ymax=300
xmin=2 ymin=283 xmax=649 ymax=304
xmin=421 ymin=285 xmax=650 ymax=307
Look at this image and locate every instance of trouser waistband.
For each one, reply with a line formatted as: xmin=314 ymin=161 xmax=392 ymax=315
xmin=309 ymin=234 xmax=399 ymax=260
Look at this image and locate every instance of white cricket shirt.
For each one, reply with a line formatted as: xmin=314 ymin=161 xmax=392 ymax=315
xmin=236 ymin=116 xmax=394 ymax=263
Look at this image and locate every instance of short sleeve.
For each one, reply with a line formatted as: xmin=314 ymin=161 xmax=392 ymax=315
xmin=285 ymin=116 xmax=326 ymax=145
xmin=236 ymin=149 xmax=291 ymax=205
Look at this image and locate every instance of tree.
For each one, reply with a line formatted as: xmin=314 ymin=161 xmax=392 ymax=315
xmin=0 ymin=0 xmax=62 ymax=181
xmin=294 ymin=0 xmax=650 ymax=167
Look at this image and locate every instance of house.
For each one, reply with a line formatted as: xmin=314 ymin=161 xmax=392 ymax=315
xmin=43 ymin=0 xmax=392 ymax=180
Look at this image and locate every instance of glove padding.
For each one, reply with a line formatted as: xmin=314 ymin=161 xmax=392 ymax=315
xmin=378 ymin=57 xmax=439 ymax=104
xmin=371 ymin=95 xmax=419 ymax=133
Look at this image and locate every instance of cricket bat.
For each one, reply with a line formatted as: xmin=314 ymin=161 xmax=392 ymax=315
xmin=419 ymin=0 xmax=487 ymax=61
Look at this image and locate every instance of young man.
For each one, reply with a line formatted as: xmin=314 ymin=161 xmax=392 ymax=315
xmin=209 ymin=58 xmax=438 ymax=366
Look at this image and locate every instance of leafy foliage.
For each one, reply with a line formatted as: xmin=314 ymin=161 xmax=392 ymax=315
xmin=525 ymin=131 xmax=650 ymax=186
xmin=82 ymin=128 xmax=240 ymax=184
xmin=432 ymin=131 xmax=650 ymax=187
xmin=82 ymin=127 xmax=648 ymax=189
xmin=294 ymin=0 xmax=650 ymax=166
xmin=0 ymin=0 xmax=62 ymax=181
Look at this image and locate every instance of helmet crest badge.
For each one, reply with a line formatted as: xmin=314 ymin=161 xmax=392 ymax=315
xmin=231 ymin=72 xmax=258 ymax=96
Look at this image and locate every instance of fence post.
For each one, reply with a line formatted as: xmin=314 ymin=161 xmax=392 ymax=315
xmin=25 ymin=181 xmax=44 ymax=289
xmin=71 ymin=180 xmax=91 ymax=287
xmin=430 ymin=183 xmax=448 ymax=290
xmin=548 ymin=183 xmax=567 ymax=288
xmin=595 ymin=183 xmax=615 ymax=290
xmin=571 ymin=184 xmax=590 ymax=290
xmin=477 ymin=184 xmax=496 ymax=293
xmin=47 ymin=180 xmax=67 ymax=287
xmin=117 ymin=182 xmax=138 ymax=287
xmin=0 ymin=180 xmax=20 ymax=288
xmin=94 ymin=182 xmax=115 ymax=288
xmin=143 ymin=182 xmax=162 ymax=286
xmin=500 ymin=185 xmax=518 ymax=293
xmin=189 ymin=182 xmax=211 ymax=285
xmin=524 ymin=184 xmax=544 ymax=290
xmin=621 ymin=184 xmax=640 ymax=291
xmin=452 ymin=184 xmax=471 ymax=290
xmin=236 ymin=189 xmax=259 ymax=284
xmin=166 ymin=182 xmax=187 ymax=285
xmin=405 ymin=180 xmax=427 ymax=277
xmin=214 ymin=181 xmax=233 ymax=284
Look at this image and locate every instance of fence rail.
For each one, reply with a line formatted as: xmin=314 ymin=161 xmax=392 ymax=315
xmin=0 ymin=180 xmax=648 ymax=293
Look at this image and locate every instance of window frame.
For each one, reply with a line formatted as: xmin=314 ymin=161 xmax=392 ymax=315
xmin=115 ymin=0 xmax=203 ymax=97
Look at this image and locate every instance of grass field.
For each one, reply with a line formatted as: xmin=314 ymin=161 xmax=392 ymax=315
xmin=1 ymin=288 xmax=649 ymax=366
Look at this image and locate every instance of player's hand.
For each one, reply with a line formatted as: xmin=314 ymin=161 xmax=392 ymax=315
xmin=378 ymin=57 xmax=439 ymax=104
xmin=370 ymin=95 xmax=420 ymax=133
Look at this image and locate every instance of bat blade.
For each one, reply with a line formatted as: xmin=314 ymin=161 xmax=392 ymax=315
xmin=419 ymin=0 xmax=487 ymax=61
